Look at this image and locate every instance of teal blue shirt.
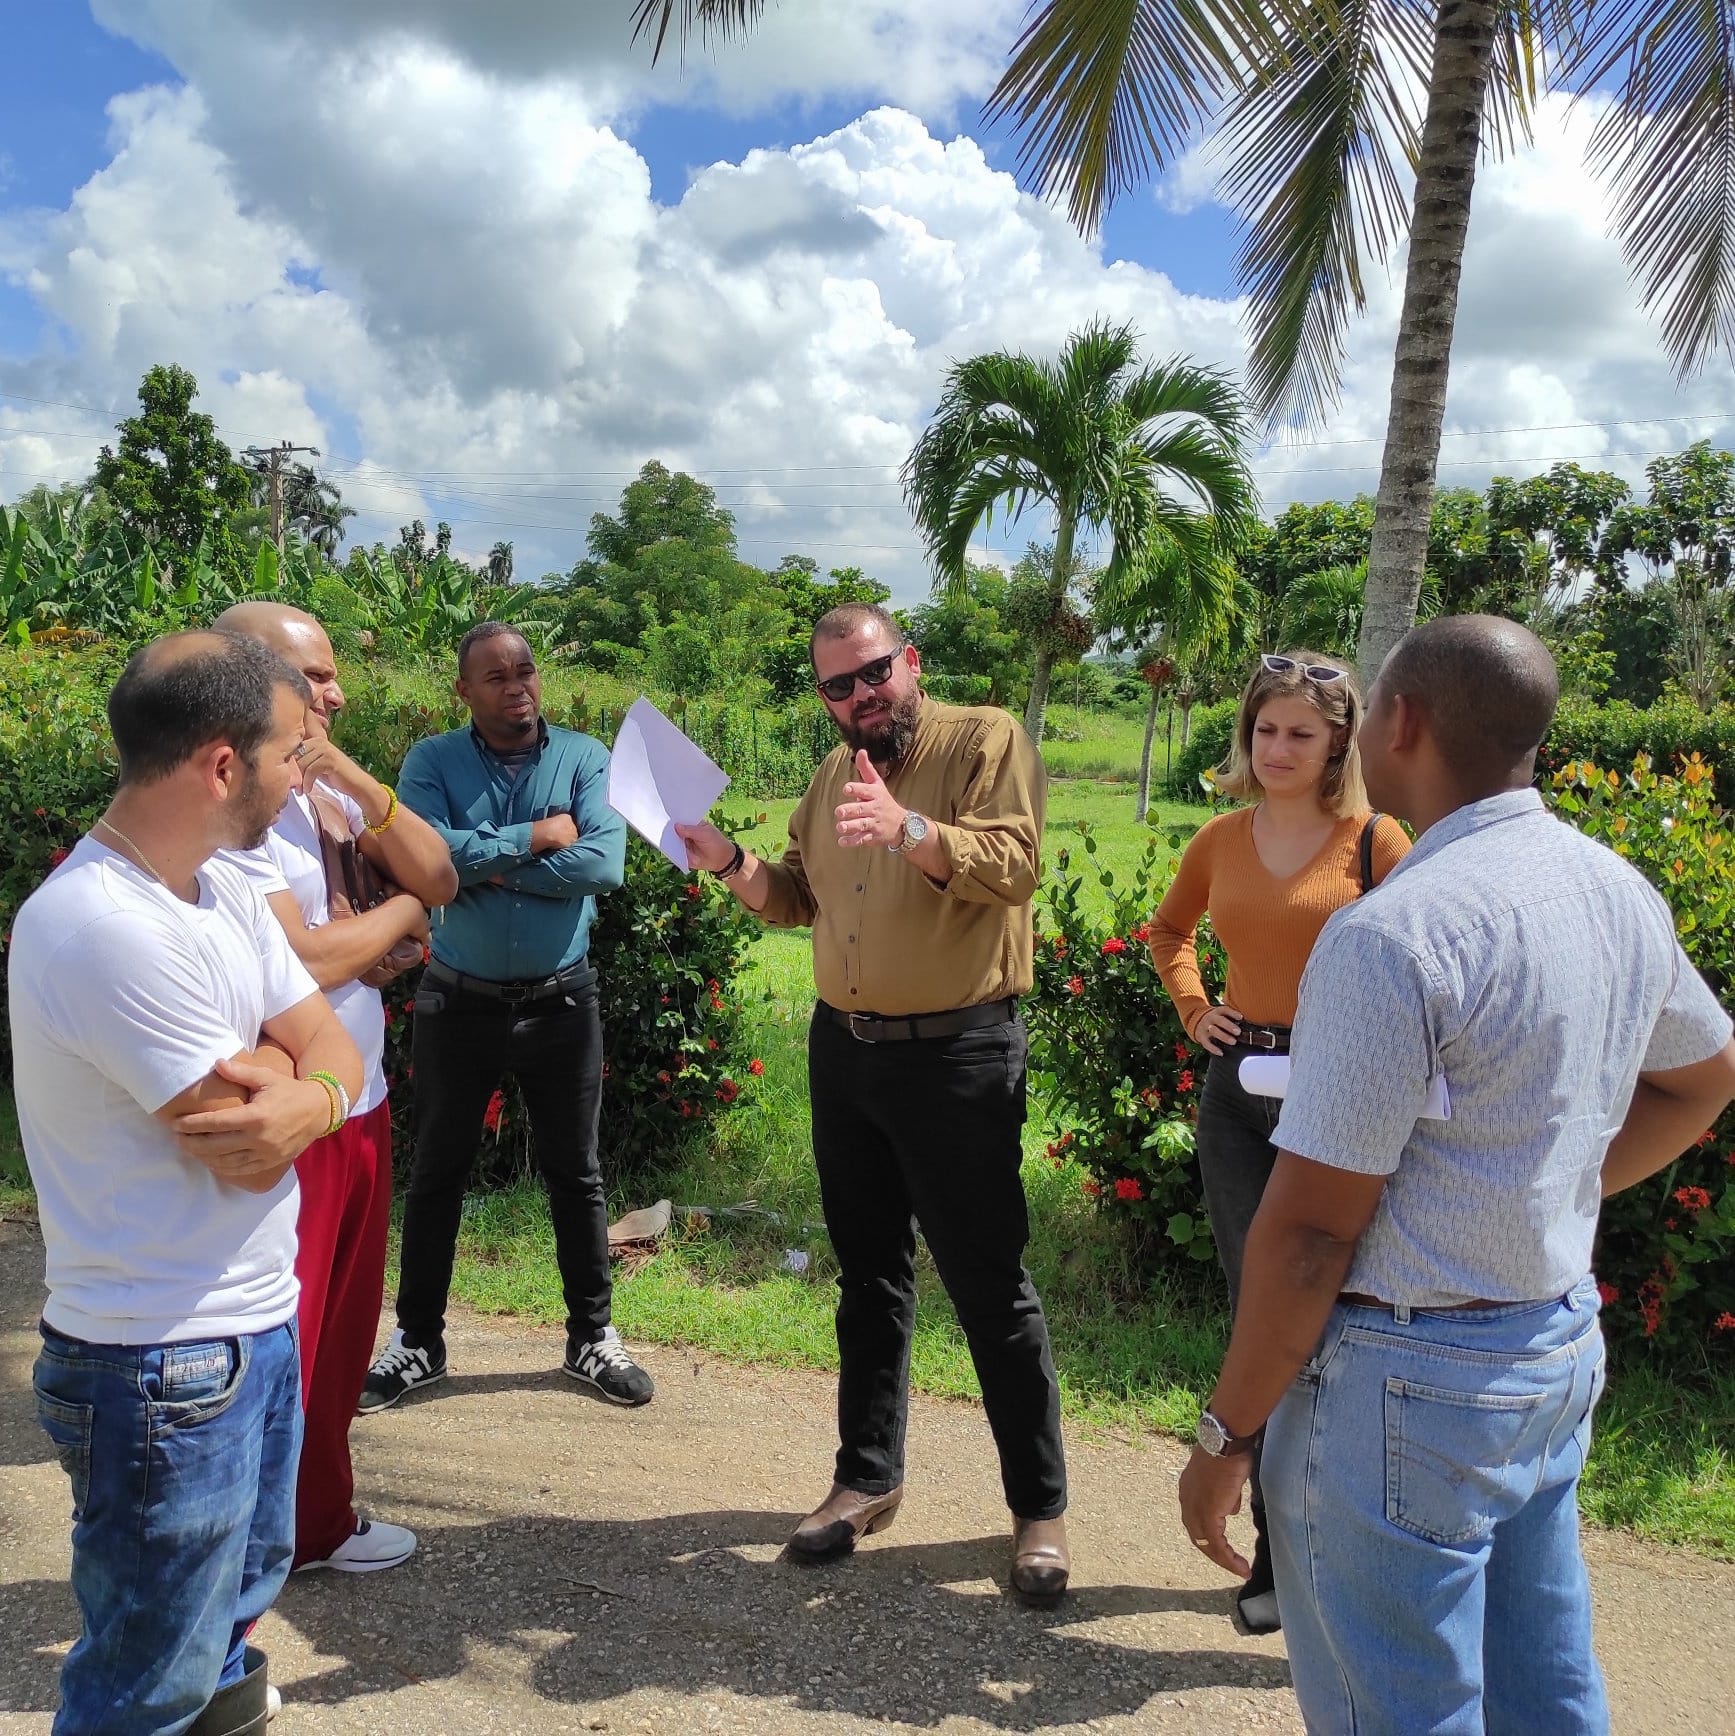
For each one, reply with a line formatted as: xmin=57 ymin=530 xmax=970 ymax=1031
xmin=399 ymin=720 xmax=625 ymax=982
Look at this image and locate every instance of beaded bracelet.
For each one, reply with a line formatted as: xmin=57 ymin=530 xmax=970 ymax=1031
xmin=367 ymin=786 xmax=400 ymax=835
xmin=307 ymin=1069 xmax=350 ymax=1136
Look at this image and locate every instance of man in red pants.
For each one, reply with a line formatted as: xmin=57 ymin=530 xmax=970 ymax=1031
xmin=218 ymin=602 xmax=457 ymax=1571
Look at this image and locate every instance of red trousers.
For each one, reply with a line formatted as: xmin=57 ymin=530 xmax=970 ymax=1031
xmin=291 ymin=1099 xmax=393 ymax=1567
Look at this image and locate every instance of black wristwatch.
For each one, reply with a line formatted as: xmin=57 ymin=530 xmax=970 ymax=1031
xmin=712 ymin=840 xmax=747 ymax=881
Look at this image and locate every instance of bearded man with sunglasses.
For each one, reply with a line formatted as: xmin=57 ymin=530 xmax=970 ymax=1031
xmin=677 ymin=603 xmax=1070 ymax=1602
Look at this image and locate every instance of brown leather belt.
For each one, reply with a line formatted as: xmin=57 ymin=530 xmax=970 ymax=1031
xmin=819 ymin=998 xmax=1016 ymax=1043
xmin=1339 ymin=1292 xmax=1531 ymax=1312
xmin=1235 ymin=1023 xmax=1290 ymax=1053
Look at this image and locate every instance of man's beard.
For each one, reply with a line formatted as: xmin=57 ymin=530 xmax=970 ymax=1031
xmin=229 ymin=763 xmax=281 ymax=852
xmin=836 ymin=686 xmax=921 ymax=769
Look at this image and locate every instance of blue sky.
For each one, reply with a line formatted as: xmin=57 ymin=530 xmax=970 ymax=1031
xmin=0 ymin=3 xmax=1728 ymax=600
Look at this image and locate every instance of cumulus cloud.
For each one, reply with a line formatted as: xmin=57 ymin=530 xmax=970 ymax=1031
xmin=2 ymin=13 xmax=1732 ymax=604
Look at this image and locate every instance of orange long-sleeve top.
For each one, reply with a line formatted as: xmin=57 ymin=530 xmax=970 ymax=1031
xmin=1148 ymin=806 xmax=1410 ymax=1039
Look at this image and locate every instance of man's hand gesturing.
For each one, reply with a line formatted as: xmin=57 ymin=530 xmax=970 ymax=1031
xmin=835 ymin=750 xmax=906 ymax=849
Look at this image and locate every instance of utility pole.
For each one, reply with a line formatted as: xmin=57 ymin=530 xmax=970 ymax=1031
xmin=242 ymin=439 xmax=320 ymax=551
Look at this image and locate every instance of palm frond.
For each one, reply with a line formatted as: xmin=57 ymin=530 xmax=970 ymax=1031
xmin=630 ymin=0 xmax=770 ymax=65
xmin=1566 ymin=0 xmax=1735 ymax=378
xmin=984 ymin=0 xmax=1291 ymax=232
xmin=1221 ymin=0 xmax=1431 ymax=427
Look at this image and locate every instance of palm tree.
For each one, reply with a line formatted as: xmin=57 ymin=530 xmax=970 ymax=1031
xmin=487 ymin=540 xmax=515 ymax=587
xmin=902 ymin=320 xmax=1256 ymax=744
xmin=282 ymin=469 xmax=355 ymax=559
xmin=633 ymin=2 xmax=1735 ymax=682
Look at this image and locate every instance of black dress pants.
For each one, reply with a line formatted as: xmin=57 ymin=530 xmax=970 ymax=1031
xmin=396 ymin=972 xmax=611 ymax=1346
xmin=808 ymin=1005 xmax=1067 ymax=1520
xmin=1196 ymin=1044 xmax=1284 ymax=1508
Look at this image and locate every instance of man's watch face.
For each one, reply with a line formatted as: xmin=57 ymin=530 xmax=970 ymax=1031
xmin=1197 ymin=1411 xmax=1230 ymax=1455
xmin=901 ymin=811 xmax=929 ymax=849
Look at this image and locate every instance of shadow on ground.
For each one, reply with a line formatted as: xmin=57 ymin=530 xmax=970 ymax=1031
xmin=1 ymin=1506 xmax=1289 ymax=1728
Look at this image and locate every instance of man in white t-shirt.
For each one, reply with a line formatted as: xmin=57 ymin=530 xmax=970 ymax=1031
xmin=9 ymin=631 xmax=364 ymax=1736
xmin=217 ymin=601 xmax=457 ymax=1577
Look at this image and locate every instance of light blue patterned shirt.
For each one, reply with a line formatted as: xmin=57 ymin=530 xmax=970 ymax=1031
xmin=1274 ymin=789 xmax=1731 ymax=1305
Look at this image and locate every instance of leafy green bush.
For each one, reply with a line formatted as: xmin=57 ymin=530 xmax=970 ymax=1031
xmin=1545 ymin=698 xmax=1735 ymax=810
xmin=1163 ymin=700 xmax=1236 ymax=799
xmin=1548 ymin=753 xmax=1735 ymax=1358
xmin=1026 ymin=828 xmax=1223 ymax=1272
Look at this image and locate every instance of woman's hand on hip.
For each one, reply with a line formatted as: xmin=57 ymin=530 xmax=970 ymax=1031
xmin=1193 ymin=1005 xmax=1243 ymax=1056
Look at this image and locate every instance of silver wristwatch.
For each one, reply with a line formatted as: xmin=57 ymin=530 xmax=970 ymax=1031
xmin=1196 ymin=1409 xmax=1259 ymax=1457
xmin=890 ymin=810 xmax=930 ymax=854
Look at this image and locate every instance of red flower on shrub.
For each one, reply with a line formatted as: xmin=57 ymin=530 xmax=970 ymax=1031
xmin=1067 ymin=975 xmax=1084 ymax=996
xmin=1638 ymin=1276 xmax=1666 ymax=1338
xmin=1052 ymin=937 xmax=1067 ymax=958
xmin=1101 ymin=936 xmax=1127 ymax=955
xmin=1177 ymin=1069 xmax=1195 ymax=1093
xmin=1081 ymin=1178 xmax=1101 ymax=1198
xmin=34 ymin=806 xmax=46 ymax=817
xmin=1129 ymin=922 xmax=1152 ymax=945
xmin=1674 ymin=1185 xmax=1712 ymax=1214
xmin=49 ymin=847 xmax=69 ymax=867
xmin=1697 ymin=1130 xmax=1717 ymax=1148
xmin=1173 ymin=1040 xmax=1190 ymax=1061
xmin=1114 ymin=1177 xmax=1143 ymax=1202
xmin=716 ymin=1078 xmax=739 ymax=1104
xmin=748 ymin=1058 xmax=765 ymax=1076
xmin=656 ymin=1070 xmax=671 ymax=1085
xmin=1714 ymin=1313 xmax=1735 ymax=1333
xmin=685 ymin=883 xmax=701 ymax=898
xmin=482 ymin=1089 xmax=504 ymax=1134
xmin=707 ymin=1037 xmax=718 ymax=1051
xmin=1596 ymin=1281 xmax=1619 ymax=1307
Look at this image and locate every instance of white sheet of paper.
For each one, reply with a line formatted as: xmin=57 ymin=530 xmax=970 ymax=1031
xmin=606 ymin=696 xmax=730 ymax=871
xmin=1237 ymin=1053 xmax=1451 ymax=1120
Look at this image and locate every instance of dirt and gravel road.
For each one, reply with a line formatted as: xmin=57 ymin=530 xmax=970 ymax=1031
xmin=1 ymin=1218 xmax=1730 ymax=1733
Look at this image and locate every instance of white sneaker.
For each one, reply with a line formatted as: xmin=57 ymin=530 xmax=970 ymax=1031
xmin=267 ymin=1682 xmax=281 ymax=1720
xmin=296 ymin=1517 xmax=417 ymax=1574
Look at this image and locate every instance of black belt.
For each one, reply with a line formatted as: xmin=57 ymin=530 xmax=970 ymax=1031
xmin=424 ymin=958 xmax=596 ymax=1005
xmin=820 ymin=997 xmax=1016 ymax=1043
xmin=1235 ymin=1023 xmax=1290 ymax=1053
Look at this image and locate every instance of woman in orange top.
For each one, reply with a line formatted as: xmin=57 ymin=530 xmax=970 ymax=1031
xmin=1148 ymin=650 xmax=1408 ymax=1633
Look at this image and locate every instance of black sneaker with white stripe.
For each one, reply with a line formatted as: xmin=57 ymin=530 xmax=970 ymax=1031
xmin=357 ymin=1330 xmax=447 ymax=1414
xmin=563 ymin=1326 xmax=654 ymax=1406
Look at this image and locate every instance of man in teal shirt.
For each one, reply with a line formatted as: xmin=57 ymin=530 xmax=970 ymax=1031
xmin=359 ymin=622 xmax=653 ymax=1411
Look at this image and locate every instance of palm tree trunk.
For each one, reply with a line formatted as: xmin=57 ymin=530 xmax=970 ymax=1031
xmin=1356 ymin=0 xmax=1500 ymax=685
xmin=1137 ymin=683 xmax=1160 ymax=820
xmin=1023 ymin=506 xmax=1078 ymax=744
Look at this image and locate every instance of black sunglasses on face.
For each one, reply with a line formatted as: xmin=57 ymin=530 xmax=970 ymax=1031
xmin=816 ymin=652 xmax=900 ymax=703
xmin=1262 ymin=653 xmax=1347 ymax=685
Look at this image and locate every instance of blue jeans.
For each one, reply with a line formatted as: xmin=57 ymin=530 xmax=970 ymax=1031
xmin=33 ymin=1319 xmax=302 ymax=1736
xmin=1263 ymin=1279 xmax=1609 ymax=1736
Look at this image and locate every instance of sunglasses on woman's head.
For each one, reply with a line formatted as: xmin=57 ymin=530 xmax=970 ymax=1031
xmin=1262 ymin=653 xmax=1347 ymax=686
xmin=816 ymin=652 xmax=901 ymax=703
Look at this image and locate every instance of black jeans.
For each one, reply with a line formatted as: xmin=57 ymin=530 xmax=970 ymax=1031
xmin=396 ymin=971 xmax=610 ymax=1346
xmin=808 ymin=1006 xmax=1067 ymax=1520
xmin=1196 ymin=1044 xmax=1284 ymax=1508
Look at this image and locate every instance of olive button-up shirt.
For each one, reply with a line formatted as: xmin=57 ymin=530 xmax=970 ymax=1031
xmin=757 ymin=699 xmax=1045 ymax=1016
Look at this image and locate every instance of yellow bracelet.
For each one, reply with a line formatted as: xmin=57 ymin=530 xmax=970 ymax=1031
xmin=367 ymin=786 xmax=400 ymax=835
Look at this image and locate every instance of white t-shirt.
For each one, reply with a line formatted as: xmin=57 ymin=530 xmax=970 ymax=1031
xmin=7 ymin=838 xmax=319 ymax=1344
xmin=221 ymin=786 xmax=389 ymax=1115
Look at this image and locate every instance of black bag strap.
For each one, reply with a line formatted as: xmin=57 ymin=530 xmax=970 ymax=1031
xmin=1358 ymin=813 xmax=1381 ymax=895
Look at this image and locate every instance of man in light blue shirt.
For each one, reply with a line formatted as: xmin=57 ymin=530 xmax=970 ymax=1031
xmin=1177 ymin=616 xmax=1735 ymax=1733
xmin=360 ymin=622 xmax=653 ymax=1413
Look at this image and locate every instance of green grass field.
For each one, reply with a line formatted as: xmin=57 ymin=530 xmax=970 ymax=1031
xmin=2 ymin=766 xmax=1730 ymax=1557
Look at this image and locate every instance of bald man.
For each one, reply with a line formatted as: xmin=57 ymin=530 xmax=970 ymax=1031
xmin=215 ymin=603 xmax=456 ymax=1575
xmin=13 ymin=631 xmax=364 ymax=1732
xmin=1178 ymin=617 xmax=1735 ymax=1732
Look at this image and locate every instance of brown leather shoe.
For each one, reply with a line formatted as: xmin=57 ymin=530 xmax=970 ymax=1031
xmin=786 ymin=1482 xmax=904 ymax=1561
xmin=1010 ymin=1514 xmax=1069 ymax=1602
